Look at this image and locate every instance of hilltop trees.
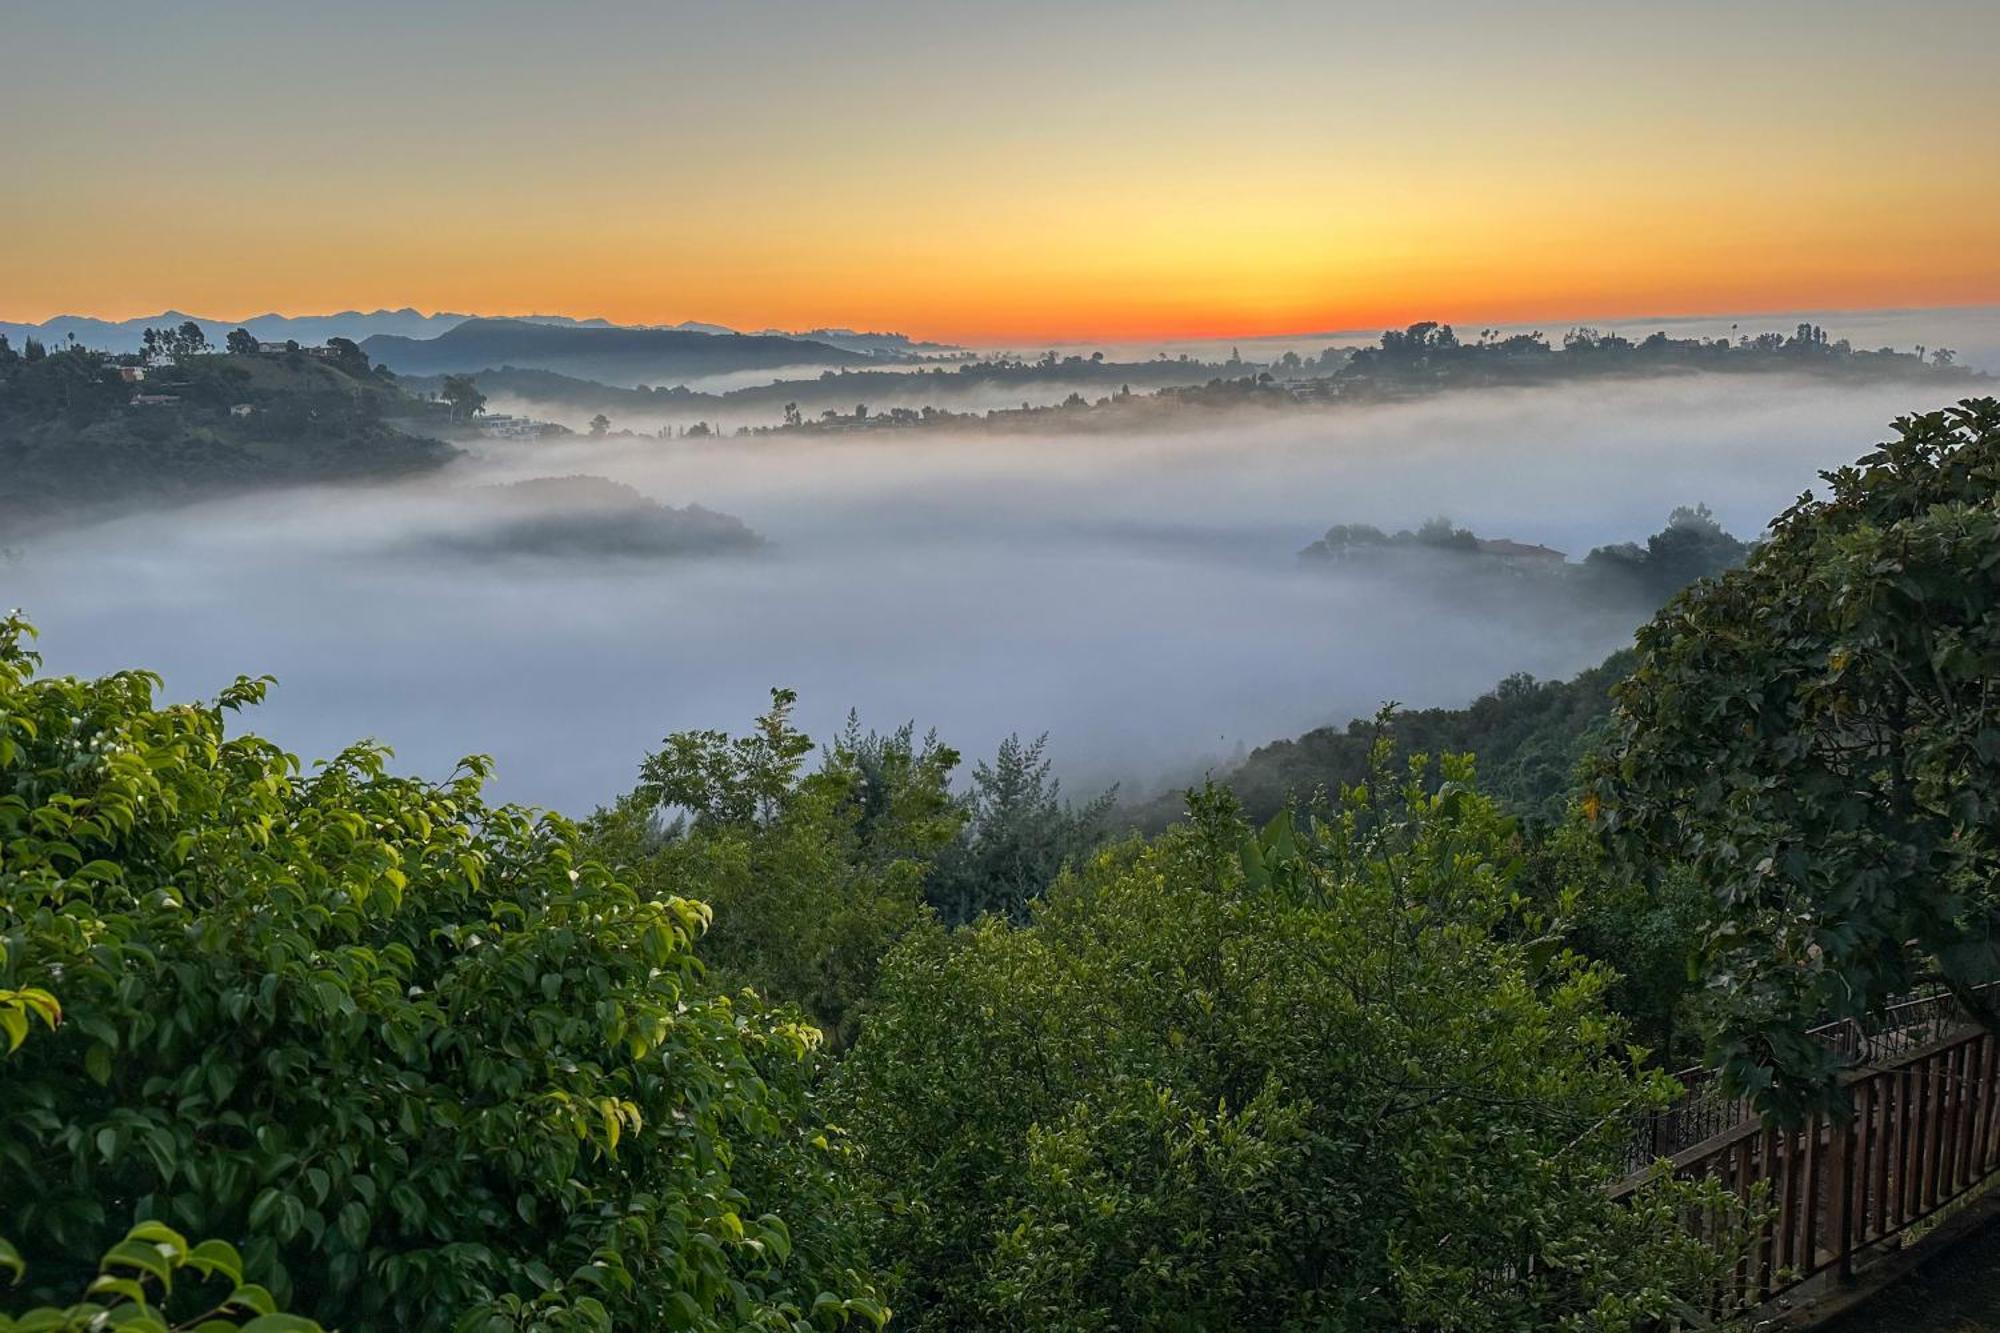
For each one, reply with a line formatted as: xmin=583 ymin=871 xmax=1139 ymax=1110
xmin=225 ymin=327 xmax=258 ymax=356
xmin=1327 ymin=319 xmax=1970 ymax=397
xmin=439 ymin=373 xmax=485 ymax=422
xmin=324 ymin=336 xmax=370 ymax=377
xmin=1592 ymin=398 xmax=2000 ymax=1118
xmin=1580 ymin=504 xmax=1749 ymax=605
xmin=140 ymin=322 xmax=210 ymax=362
xmin=1298 ymin=508 xmax=1750 ymax=626
xmin=0 ymin=618 xmax=885 ymax=1331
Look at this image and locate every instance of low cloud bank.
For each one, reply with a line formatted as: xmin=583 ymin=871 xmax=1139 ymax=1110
xmin=5 ymin=375 xmax=1962 ymax=812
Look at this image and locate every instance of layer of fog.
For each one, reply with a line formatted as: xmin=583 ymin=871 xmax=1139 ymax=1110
xmin=484 ymin=369 xmax=1213 ymax=437
xmin=574 ymin=360 xmax=980 ymax=396
xmin=6 ymin=375 xmax=1968 ymax=815
xmin=657 ymin=361 xmax=947 ymax=395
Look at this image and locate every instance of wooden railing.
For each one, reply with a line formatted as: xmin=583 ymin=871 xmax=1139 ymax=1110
xmin=1622 ymin=987 xmax=1987 ymax=1176
xmin=1618 ymin=998 xmax=2000 ymax=1311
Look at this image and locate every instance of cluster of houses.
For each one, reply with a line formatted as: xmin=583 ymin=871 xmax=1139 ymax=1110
xmin=101 ymin=360 xmax=180 ymax=408
xmin=254 ymin=341 xmax=341 ymax=358
xmin=124 ymin=389 xmax=253 ymax=414
xmin=1473 ymin=538 xmax=1568 ymax=567
xmin=466 ymin=412 xmax=569 ymax=439
xmin=108 ymin=362 xmax=259 ymax=415
xmin=106 ymin=337 xmax=350 ymax=412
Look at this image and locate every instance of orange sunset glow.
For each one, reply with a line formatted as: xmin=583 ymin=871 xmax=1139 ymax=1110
xmin=5 ymin=2 xmax=1997 ymax=341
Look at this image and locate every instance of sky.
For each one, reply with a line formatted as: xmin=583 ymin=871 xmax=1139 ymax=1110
xmin=4 ymin=0 xmax=1998 ymax=343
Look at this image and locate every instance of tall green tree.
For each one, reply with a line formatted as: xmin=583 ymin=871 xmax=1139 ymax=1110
xmin=926 ymin=733 xmax=1113 ymax=925
xmin=439 ymin=374 xmax=485 ymax=422
xmin=324 ymin=337 xmax=369 ymax=375
xmin=590 ymin=693 xmax=962 ymax=1048
xmin=1591 ymin=398 xmax=2000 ymax=1119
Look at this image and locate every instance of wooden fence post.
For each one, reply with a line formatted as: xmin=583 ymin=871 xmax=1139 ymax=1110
xmin=1830 ymin=1104 xmax=1855 ymax=1283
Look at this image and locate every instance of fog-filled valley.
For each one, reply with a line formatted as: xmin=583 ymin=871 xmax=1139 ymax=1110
xmin=464 ymin=357 xmax=1250 ymax=437
xmin=5 ymin=367 xmax=1963 ymax=814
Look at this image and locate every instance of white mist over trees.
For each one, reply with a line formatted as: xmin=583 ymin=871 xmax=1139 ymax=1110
xmin=2 ymin=373 xmax=1973 ymax=812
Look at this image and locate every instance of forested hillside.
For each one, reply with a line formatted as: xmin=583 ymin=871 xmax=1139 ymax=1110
xmin=0 ymin=327 xmax=454 ymax=534
xmin=744 ymin=320 xmax=1983 ymax=438
xmin=1183 ymin=651 xmax=1635 ymax=830
xmin=400 ymin=353 xmax=1244 ymax=431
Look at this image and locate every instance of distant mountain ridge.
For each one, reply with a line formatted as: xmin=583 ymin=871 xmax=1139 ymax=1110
xmin=357 ymin=318 xmax=883 ymax=387
xmin=0 ymin=308 xmax=473 ymax=354
xmin=0 ymin=309 xmax=958 ymax=359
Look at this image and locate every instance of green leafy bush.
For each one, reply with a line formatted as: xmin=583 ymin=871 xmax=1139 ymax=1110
xmin=1591 ymin=398 xmax=2000 ymax=1118
xmin=0 ymin=617 xmax=883 ymax=1331
xmin=838 ymin=751 xmax=1727 ymax=1330
xmin=0 ymin=1222 xmax=321 ymax=1333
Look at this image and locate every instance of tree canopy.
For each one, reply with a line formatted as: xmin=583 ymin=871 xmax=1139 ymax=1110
xmin=587 ymin=694 xmax=963 ymax=1049
xmin=0 ymin=618 xmax=884 ymax=1331
xmin=925 ymin=732 xmax=1113 ymax=926
xmin=439 ymin=374 xmax=486 ymax=422
xmin=1592 ymin=397 xmax=2000 ymax=1119
xmin=837 ymin=761 xmax=1729 ymax=1330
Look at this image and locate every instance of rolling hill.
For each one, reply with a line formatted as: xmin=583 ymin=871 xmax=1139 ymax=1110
xmin=358 ymin=318 xmax=879 ymax=386
xmin=0 ymin=343 xmax=456 ymax=535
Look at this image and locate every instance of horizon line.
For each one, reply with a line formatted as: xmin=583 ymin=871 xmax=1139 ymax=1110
xmin=5 ymin=298 xmax=1997 ymax=351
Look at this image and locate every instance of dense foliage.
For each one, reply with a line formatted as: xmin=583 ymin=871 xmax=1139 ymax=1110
xmin=589 ymin=695 xmax=963 ymax=1049
xmin=1 ymin=1221 xmax=323 ymax=1333
xmin=591 ymin=703 xmax=1118 ymax=1043
xmin=0 ymin=619 xmax=883 ymax=1331
xmin=1140 ymin=653 xmax=1635 ymax=835
xmin=20 ymin=394 xmax=1984 ymax=1329
xmin=1592 ymin=398 xmax=2000 ymax=1118
xmin=837 ymin=761 xmax=1728 ymax=1330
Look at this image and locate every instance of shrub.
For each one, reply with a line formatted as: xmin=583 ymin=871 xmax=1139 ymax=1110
xmin=0 ymin=617 xmax=883 ymax=1331
xmin=838 ymin=752 xmax=1725 ymax=1330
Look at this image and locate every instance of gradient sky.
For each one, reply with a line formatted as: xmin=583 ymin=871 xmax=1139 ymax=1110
xmin=5 ymin=0 xmax=1997 ymax=343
